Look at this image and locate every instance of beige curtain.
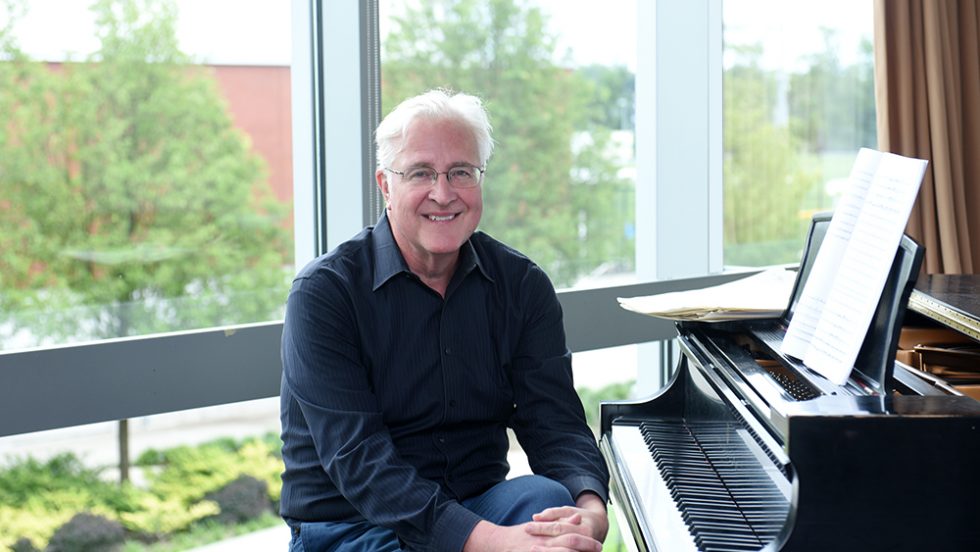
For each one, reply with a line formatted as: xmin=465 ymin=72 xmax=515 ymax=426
xmin=874 ymin=0 xmax=980 ymax=274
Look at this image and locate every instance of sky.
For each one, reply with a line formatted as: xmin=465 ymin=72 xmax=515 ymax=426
xmin=3 ymin=0 xmax=869 ymax=71
xmin=724 ymin=0 xmax=874 ymax=70
xmin=2 ymin=0 xmax=291 ymax=65
xmin=4 ymin=0 xmax=634 ymax=68
xmin=510 ymin=0 xmax=638 ymax=69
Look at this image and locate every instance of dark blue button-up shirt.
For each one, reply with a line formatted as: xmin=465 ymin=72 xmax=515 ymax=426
xmin=279 ymin=214 xmax=608 ymax=551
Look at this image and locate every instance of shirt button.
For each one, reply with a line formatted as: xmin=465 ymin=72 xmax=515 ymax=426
xmin=449 ymin=400 xmax=457 ymax=407
xmin=444 ymin=347 xmax=452 ymax=355
xmin=438 ymin=437 xmax=446 ymax=443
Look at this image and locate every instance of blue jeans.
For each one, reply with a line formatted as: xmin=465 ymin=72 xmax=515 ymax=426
xmin=288 ymin=475 xmax=574 ymax=552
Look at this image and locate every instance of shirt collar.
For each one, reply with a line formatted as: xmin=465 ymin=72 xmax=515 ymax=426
xmin=371 ymin=213 xmax=493 ymax=291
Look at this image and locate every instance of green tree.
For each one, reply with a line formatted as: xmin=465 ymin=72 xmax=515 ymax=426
xmin=723 ymin=44 xmax=820 ymax=266
xmin=0 ymin=0 xmax=290 ymax=346
xmin=788 ymin=29 xmax=877 ymax=152
xmin=577 ymin=64 xmax=635 ymax=131
xmin=723 ymin=28 xmax=877 ymax=267
xmin=381 ymin=0 xmax=633 ymax=287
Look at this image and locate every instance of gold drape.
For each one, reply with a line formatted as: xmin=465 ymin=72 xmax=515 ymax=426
xmin=874 ymin=0 xmax=980 ymax=274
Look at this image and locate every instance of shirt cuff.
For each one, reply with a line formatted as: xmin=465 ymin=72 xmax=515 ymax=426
xmin=562 ymin=474 xmax=610 ymax=505
xmin=430 ymin=501 xmax=484 ymax=552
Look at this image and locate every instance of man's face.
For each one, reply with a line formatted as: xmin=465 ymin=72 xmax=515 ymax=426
xmin=376 ymin=117 xmax=483 ymax=270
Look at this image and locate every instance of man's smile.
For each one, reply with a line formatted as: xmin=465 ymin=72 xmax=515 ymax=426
xmin=426 ymin=214 xmax=458 ymax=222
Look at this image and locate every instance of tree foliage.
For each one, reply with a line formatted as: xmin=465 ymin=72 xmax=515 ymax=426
xmin=576 ymin=64 xmax=635 ymax=131
xmin=722 ymin=45 xmax=820 ymax=266
xmin=788 ymin=30 xmax=877 ymax=152
xmin=722 ymin=33 xmax=876 ymax=267
xmin=381 ymin=0 xmax=634 ymax=287
xmin=0 ymin=0 xmax=290 ymax=345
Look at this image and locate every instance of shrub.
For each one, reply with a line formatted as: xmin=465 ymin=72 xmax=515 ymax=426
xmin=204 ymin=475 xmax=270 ymax=524
xmin=0 ymin=455 xmax=138 ymax=550
xmin=45 ymin=513 xmax=125 ymax=552
xmin=10 ymin=537 xmax=40 ymax=552
xmin=236 ymin=438 xmax=283 ymax=503
xmin=139 ymin=436 xmax=282 ymax=506
xmin=0 ymin=502 xmax=75 ymax=551
xmin=117 ymin=494 xmax=219 ymax=538
xmin=0 ymin=454 xmax=135 ymax=513
xmin=0 ymin=434 xmax=285 ymax=549
xmin=138 ymin=443 xmax=234 ymax=504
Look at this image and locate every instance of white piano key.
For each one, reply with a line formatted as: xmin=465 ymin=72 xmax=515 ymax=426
xmin=611 ymin=424 xmax=699 ymax=552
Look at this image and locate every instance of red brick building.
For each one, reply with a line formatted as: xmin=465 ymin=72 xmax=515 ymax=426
xmin=209 ymin=65 xmax=293 ymax=208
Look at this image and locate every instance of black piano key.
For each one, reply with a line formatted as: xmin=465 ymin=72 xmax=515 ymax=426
xmin=693 ymin=526 xmax=763 ymax=539
xmin=695 ymin=532 xmax=762 ymax=548
xmin=695 ymin=533 xmax=763 ymax=546
xmin=697 ymin=535 xmax=764 ymax=550
xmin=679 ymin=509 xmax=751 ymax=524
xmin=678 ymin=499 xmax=743 ymax=510
xmin=701 ymin=540 xmax=765 ymax=552
xmin=665 ymin=476 xmax=733 ymax=488
xmin=677 ymin=501 xmax=742 ymax=514
xmin=678 ymin=503 xmax=743 ymax=517
xmin=683 ymin=513 xmax=756 ymax=529
xmin=697 ymin=532 xmax=763 ymax=544
xmin=673 ymin=491 xmax=738 ymax=503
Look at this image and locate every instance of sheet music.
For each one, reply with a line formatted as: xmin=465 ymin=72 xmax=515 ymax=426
xmin=617 ymin=267 xmax=796 ymax=322
xmin=781 ymin=149 xmax=927 ymax=385
xmin=781 ymin=148 xmax=880 ymax=357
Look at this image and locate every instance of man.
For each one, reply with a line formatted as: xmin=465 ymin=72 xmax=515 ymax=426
xmin=280 ymin=89 xmax=609 ymax=551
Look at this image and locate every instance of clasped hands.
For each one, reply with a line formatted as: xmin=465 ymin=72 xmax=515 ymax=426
xmin=465 ymin=493 xmax=608 ymax=552
xmin=524 ymin=499 xmax=608 ymax=552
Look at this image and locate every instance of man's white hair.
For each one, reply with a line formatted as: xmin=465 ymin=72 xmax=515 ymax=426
xmin=375 ymin=89 xmax=494 ymax=170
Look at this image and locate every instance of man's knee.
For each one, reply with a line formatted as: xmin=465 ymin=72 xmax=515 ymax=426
xmin=463 ymin=475 xmax=574 ymax=525
xmin=515 ymin=475 xmax=574 ymax=508
xmin=496 ymin=475 xmax=574 ymax=521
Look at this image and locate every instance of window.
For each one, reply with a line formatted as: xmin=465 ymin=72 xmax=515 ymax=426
xmin=722 ymin=0 xmax=876 ymax=267
xmin=379 ymin=0 xmax=638 ymax=290
xmin=0 ymin=1 xmax=294 ymax=543
xmin=0 ymin=0 xmax=293 ymax=351
xmin=3 ymin=0 xmax=875 ymax=449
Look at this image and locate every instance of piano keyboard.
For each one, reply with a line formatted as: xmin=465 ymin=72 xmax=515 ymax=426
xmin=610 ymin=419 xmax=790 ymax=552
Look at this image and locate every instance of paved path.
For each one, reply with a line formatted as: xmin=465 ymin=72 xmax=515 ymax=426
xmin=187 ymin=524 xmax=292 ymax=552
xmin=0 ymin=398 xmax=283 ymax=469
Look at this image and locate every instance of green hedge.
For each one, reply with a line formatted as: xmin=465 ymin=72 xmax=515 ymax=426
xmin=0 ymin=434 xmax=283 ymax=551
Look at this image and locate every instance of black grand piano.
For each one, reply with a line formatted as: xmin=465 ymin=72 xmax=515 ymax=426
xmin=600 ymin=214 xmax=980 ymax=551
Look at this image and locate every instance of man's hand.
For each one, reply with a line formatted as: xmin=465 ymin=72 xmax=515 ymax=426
xmin=463 ymin=520 xmax=602 ymax=552
xmin=525 ymin=492 xmax=608 ymax=543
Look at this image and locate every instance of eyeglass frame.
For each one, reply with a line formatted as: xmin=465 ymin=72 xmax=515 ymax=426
xmin=383 ymin=165 xmax=486 ymax=188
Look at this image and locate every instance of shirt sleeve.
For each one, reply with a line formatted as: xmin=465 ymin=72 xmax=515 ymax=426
xmin=507 ymin=265 xmax=611 ymax=503
xmin=281 ymin=270 xmax=482 ymax=551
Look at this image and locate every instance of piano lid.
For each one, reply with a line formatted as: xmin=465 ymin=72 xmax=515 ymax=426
xmin=908 ymin=274 xmax=980 ymax=343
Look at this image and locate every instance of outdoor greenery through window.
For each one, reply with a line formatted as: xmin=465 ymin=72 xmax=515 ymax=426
xmin=0 ymin=0 xmax=293 ymax=351
xmin=0 ymin=0 xmax=882 ymax=548
xmin=380 ymin=0 xmax=638 ymax=290
xmin=722 ymin=0 xmax=876 ymax=267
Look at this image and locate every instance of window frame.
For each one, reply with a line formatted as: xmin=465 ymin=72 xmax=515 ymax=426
xmin=0 ymin=0 xmax=722 ymax=438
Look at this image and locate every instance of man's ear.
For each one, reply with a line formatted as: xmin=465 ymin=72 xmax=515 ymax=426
xmin=377 ymin=169 xmax=390 ymax=195
xmin=376 ymin=169 xmax=391 ymax=209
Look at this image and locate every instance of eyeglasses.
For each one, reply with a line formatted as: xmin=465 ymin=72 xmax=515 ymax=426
xmin=384 ymin=165 xmax=485 ymax=189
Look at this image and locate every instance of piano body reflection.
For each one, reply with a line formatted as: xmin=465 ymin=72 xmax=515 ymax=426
xmin=600 ymin=214 xmax=980 ymax=551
